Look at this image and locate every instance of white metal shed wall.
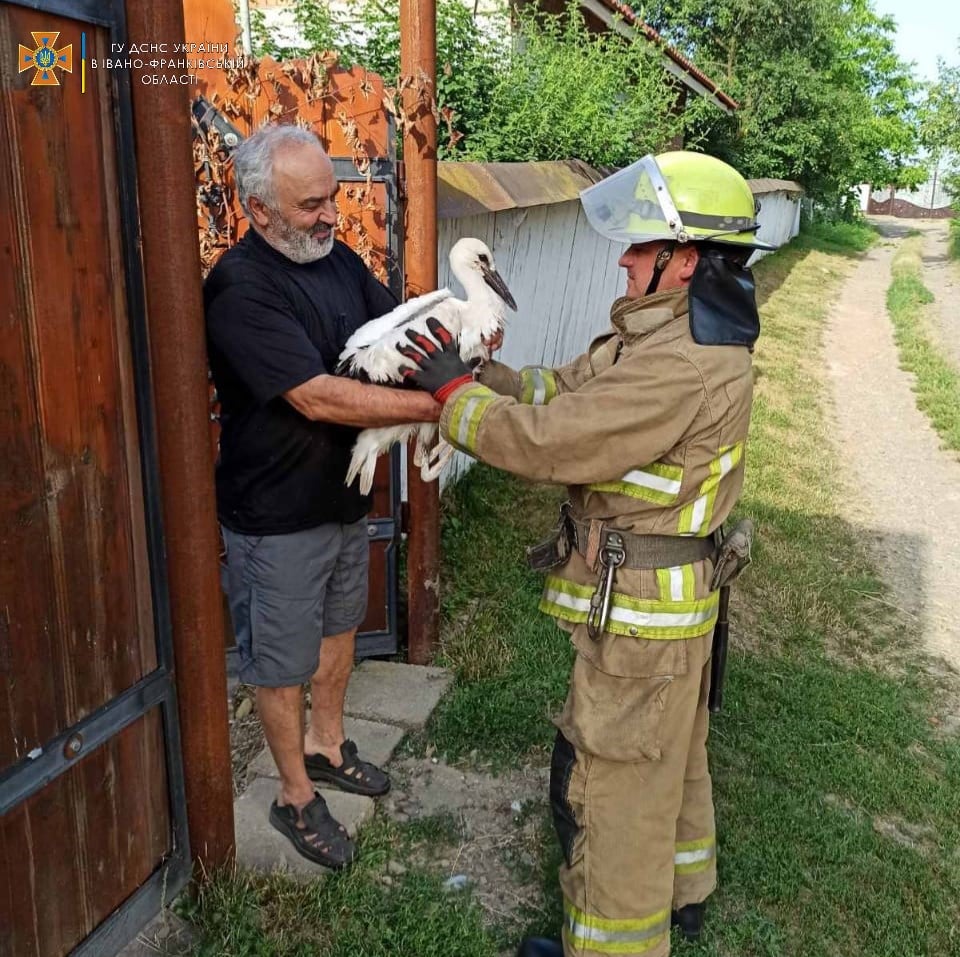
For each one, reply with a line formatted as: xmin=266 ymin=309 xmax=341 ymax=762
xmin=747 ymin=183 xmax=803 ymax=262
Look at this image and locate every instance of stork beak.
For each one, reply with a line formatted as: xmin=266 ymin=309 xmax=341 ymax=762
xmin=481 ymin=262 xmax=517 ymax=311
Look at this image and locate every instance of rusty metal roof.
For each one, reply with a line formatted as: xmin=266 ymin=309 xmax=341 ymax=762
xmin=747 ymin=178 xmax=805 ymax=197
xmin=438 ymin=160 xmax=603 ymax=219
xmin=438 ymin=163 xmax=804 ymax=220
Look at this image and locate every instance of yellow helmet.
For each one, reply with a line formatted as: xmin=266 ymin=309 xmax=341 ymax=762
xmin=580 ymin=151 xmax=777 ymax=251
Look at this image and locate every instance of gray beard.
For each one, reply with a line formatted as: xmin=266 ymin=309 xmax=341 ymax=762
xmin=264 ymin=210 xmax=335 ymax=263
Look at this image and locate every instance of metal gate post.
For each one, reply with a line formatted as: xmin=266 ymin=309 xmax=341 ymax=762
xmin=400 ymin=0 xmax=441 ymax=665
xmin=125 ymin=0 xmax=235 ymax=869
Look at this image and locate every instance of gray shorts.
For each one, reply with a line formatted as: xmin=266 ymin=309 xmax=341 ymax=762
xmin=221 ymin=520 xmax=369 ymax=687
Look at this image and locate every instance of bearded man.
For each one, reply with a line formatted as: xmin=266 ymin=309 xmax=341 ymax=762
xmin=204 ymin=125 xmax=440 ymax=868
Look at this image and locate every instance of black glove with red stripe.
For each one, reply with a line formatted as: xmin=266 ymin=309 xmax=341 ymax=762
xmin=398 ymin=317 xmax=474 ymax=403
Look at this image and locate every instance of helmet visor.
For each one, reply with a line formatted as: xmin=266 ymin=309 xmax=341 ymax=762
xmin=580 ymin=155 xmax=683 ymax=245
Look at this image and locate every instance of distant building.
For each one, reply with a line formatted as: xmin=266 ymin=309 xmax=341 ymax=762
xmin=866 ymin=156 xmax=956 ymax=218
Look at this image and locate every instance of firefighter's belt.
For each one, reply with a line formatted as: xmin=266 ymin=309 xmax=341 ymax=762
xmin=567 ymin=514 xmax=716 ymax=570
xmin=525 ymin=504 xmax=716 ymax=572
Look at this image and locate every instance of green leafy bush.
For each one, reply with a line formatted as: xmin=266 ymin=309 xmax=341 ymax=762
xmin=253 ymin=0 xmax=684 ymax=165
xmin=460 ymin=2 xmax=684 ymax=166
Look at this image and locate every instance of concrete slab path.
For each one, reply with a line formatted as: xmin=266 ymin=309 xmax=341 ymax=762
xmin=343 ymin=660 xmax=453 ymax=728
xmin=115 ymin=911 xmax=195 ymax=957
xmin=235 ymin=660 xmax=453 ymax=878
xmin=234 ymin=778 xmax=375 ymax=879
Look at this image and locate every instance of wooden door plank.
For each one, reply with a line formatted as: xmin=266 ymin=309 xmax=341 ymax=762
xmin=0 ymin=710 xmax=170 ymax=957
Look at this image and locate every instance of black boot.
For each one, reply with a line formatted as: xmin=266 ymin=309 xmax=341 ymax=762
xmin=517 ymin=938 xmax=563 ymax=957
xmin=671 ymin=902 xmax=706 ymax=940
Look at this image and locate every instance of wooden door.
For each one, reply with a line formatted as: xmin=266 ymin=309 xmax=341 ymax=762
xmin=0 ymin=2 xmax=190 ymax=954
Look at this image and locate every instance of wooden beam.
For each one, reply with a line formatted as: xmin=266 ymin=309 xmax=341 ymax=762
xmin=400 ymin=0 xmax=441 ymax=664
xmin=125 ymin=0 xmax=235 ymax=869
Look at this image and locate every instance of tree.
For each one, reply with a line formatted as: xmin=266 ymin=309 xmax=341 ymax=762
xmin=919 ymin=45 xmax=960 ymax=202
xmin=638 ymin=0 xmax=925 ymax=209
xmin=251 ymin=0 xmax=504 ymax=159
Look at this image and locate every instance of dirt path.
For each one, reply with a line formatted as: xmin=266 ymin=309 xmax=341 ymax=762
xmin=824 ymin=219 xmax=960 ymax=673
xmin=914 ymin=218 xmax=960 ymax=370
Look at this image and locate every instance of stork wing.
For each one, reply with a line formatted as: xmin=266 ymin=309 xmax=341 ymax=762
xmin=337 ymin=288 xmax=453 ymax=371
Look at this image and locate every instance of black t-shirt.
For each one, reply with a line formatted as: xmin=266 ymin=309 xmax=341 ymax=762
xmin=204 ymin=229 xmax=397 ymax=534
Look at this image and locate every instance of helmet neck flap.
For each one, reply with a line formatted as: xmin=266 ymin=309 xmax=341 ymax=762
xmin=687 ymin=248 xmax=760 ymax=349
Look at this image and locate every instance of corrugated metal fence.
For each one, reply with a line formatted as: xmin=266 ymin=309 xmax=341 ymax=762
xmin=435 ymin=162 xmax=802 ymax=484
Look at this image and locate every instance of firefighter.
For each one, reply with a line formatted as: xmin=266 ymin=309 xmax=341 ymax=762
xmin=399 ymin=151 xmax=775 ymax=957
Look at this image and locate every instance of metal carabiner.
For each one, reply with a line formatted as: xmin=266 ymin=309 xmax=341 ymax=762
xmin=586 ymin=533 xmax=625 ymax=640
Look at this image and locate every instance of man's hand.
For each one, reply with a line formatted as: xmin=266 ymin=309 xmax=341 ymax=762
xmin=398 ymin=317 xmax=474 ymax=403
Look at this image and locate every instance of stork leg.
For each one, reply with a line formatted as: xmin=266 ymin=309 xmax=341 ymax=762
xmin=413 ymin=422 xmax=438 ymax=469
xmin=420 ymin=440 xmax=455 ymax=482
xmin=412 ymin=440 xmax=426 ymax=468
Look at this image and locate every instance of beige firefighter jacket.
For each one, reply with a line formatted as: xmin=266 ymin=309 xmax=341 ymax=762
xmin=438 ymin=286 xmax=754 ymax=675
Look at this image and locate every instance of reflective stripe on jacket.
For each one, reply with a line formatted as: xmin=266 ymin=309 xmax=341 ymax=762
xmin=438 ymin=286 xmax=753 ymax=643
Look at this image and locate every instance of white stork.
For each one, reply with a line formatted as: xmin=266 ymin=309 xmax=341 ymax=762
xmin=338 ymin=237 xmax=517 ymax=494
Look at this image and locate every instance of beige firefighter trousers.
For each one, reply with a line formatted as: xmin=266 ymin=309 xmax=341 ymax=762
xmin=551 ymin=629 xmax=716 ymax=957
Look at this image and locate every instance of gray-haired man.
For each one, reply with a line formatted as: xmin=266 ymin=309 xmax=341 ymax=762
xmin=204 ymin=125 xmax=439 ymax=867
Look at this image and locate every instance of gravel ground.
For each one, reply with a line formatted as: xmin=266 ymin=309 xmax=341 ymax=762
xmin=381 ymin=756 xmax=551 ymax=935
xmin=229 ymin=683 xmax=264 ymax=796
xmin=824 ymin=217 xmax=960 ymax=675
xmin=916 ymin=218 xmax=960 ymax=369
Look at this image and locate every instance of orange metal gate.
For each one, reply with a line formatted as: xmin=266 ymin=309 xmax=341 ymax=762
xmin=0 ymin=2 xmax=191 ymax=954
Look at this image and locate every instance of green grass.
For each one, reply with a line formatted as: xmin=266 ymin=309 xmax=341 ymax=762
xmin=887 ymin=237 xmax=960 ymax=453
xmin=429 ymin=466 xmax=569 ymax=765
xmin=792 ymin=218 xmax=878 ymax=255
xmin=949 ymin=217 xmax=960 ymax=260
xmin=707 ymin=658 xmax=960 ymax=957
xmin=178 ymin=816 xmax=503 ymax=957
xmin=429 ymin=220 xmax=960 ymax=955
xmin=182 ymin=219 xmax=960 ymax=955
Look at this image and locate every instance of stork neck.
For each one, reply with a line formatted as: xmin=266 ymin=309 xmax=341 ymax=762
xmin=460 ymin=269 xmax=504 ymax=312
xmin=450 ymin=262 xmax=480 ymax=296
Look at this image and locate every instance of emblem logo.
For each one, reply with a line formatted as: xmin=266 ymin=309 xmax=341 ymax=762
xmin=18 ymin=31 xmax=73 ymax=86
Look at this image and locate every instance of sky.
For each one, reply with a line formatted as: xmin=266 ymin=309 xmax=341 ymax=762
xmin=872 ymin=0 xmax=960 ymax=82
